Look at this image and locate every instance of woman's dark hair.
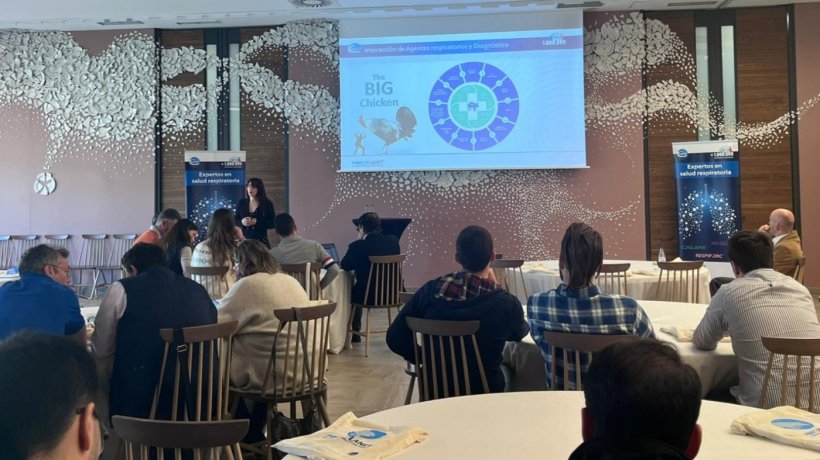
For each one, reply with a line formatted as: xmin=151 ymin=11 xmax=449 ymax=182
xmin=560 ymin=222 xmax=604 ymax=289
xmin=207 ymin=208 xmax=239 ymax=267
xmin=235 ymin=239 xmax=281 ymax=278
xmin=159 ymin=218 xmax=198 ymax=253
xmin=246 ymin=178 xmax=270 ymax=205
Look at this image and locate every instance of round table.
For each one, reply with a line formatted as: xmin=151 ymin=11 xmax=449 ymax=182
xmin=290 ymin=392 xmax=812 ymax=459
xmin=519 ymin=260 xmax=713 ymax=304
xmin=502 ymin=300 xmax=738 ymax=396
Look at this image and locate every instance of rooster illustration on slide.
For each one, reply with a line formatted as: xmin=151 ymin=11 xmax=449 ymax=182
xmin=356 ymin=107 xmax=417 ymax=154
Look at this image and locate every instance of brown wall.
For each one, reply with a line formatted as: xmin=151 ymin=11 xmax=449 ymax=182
xmin=795 ymin=3 xmax=820 ymax=287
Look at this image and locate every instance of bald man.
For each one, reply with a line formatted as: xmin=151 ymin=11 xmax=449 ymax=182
xmin=758 ymin=209 xmax=803 ymax=277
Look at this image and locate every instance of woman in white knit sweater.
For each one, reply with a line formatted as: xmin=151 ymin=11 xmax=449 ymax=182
xmin=217 ymin=239 xmax=313 ymax=393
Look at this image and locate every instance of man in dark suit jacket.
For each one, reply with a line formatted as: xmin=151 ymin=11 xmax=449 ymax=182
xmin=340 ymin=212 xmax=401 ymax=340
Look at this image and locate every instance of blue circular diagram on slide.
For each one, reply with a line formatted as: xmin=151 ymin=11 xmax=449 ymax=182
xmin=429 ymin=62 xmax=519 ymax=151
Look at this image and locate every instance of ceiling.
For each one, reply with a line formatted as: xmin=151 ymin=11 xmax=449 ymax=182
xmin=0 ymin=0 xmax=813 ymax=31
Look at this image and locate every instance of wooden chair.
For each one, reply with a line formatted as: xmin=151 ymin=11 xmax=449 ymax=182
xmin=399 ymin=292 xmax=417 ymax=405
xmin=542 ymin=332 xmax=641 ymax=390
xmin=112 ymin=416 xmax=248 ymax=460
xmin=656 ymin=261 xmax=704 ymax=303
xmin=74 ymin=234 xmax=108 ymax=299
xmin=188 ymin=265 xmax=230 ymax=301
xmin=347 ymin=254 xmax=406 ymax=357
xmin=230 ymin=303 xmax=336 ymax=460
xmin=759 ymin=337 xmax=820 ymax=411
xmin=280 ymin=262 xmax=323 ymax=300
xmin=794 ymin=257 xmax=807 ymax=285
xmin=151 ymin=321 xmax=238 ymax=422
xmin=406 ymin=317 xmax=489 ymax=401
xmin=596 ymin=263 xmax=630 ymax=296
xmin=491 ymin=259 xmax=529 ymax=301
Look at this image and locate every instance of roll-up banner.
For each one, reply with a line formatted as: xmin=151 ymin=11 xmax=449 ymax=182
xmin=184 ymin=151 xmax=246 ymax=236
xmin=671 ymin=140 xmax=741 ymax=261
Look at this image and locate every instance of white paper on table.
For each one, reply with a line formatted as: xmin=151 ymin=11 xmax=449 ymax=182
xmin=731 ymin=406 xmax=820 ymax=452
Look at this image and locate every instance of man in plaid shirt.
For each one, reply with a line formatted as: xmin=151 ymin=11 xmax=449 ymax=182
xmin=527 ymin=223 xmax=655 ymax=390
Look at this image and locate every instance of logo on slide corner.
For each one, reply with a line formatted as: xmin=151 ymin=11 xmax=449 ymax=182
xmin=428 ymin=62 xmax=519 ymax=151
xmin=348 ymin=43 xmax=362 ymax=53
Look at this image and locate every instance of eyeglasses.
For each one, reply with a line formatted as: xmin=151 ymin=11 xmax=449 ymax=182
xmin=76 ymin=406 xmax=109 ymax=457
xmin=47 ymin=264 xmax=71 ymax=276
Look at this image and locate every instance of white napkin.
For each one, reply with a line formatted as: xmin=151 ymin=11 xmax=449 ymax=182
xmin=731 ymin=406 xmax=820 ymax=452
xmin=274 ymin=412 xmax=428 ymax=459
xmin=660 ymin=326 xmax=730 ymax=343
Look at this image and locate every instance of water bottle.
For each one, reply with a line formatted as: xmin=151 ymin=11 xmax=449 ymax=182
xmin=658 ymin=247 xmax=666 ymax=263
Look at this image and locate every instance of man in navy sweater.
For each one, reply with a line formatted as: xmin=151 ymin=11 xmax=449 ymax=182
xmin=387 ymin=225 xmax=528 ymax=394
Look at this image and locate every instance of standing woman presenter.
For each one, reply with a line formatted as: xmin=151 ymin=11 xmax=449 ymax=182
xmin=235 ymin=178 xmax=276 ymax=248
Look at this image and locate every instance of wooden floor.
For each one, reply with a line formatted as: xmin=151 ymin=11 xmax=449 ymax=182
xmin=325 ymin=315 xmax=417 ymax=421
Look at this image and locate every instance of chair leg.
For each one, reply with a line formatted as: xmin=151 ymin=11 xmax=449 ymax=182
xmin=405 ymin=374 xmax=416 ymax=405
xmin=266 ymin=404 xmax=274 ymax=460
xmin=365 ymin=309 xmax=371 ymax=357
xmin=387 ymin=307 xmax=393 ymax=326
xmin=346 ymin=307 xmax=355 ymax=349
xmin=317 ymin=395 xmax=331 ymax=426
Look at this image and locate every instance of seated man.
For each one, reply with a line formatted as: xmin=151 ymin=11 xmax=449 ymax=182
xmin=341 ymin=212 xmax=401 ymax=342
xmin=710 ymin=208 xmax=804 ymax=295
xmin=759 ymin=208 xmax=803 ymax=277
xmin=92 ymin=243 xmax=217 ymax=419
xmin=693 ymin=230 xmax=820 ymax=407
xmin=528 ymin=222 xmax=655 ymax=390
xmin=386 ymin=225 xmax=528 ymax=393
xmin=571 ymin=340 xmax=702 ymax=459
xmin=133 ymin=208 xmax=181 ymax=245
xmin=0 ymin=332 xmax=104 ymax=460
xmin=0 ymin=244 xmax=85 ymax=344
xmin=270 ymin=212 xmax=340 ymax=290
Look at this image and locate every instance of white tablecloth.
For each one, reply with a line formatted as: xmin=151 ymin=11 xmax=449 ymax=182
xmin=322 ymin=271 xmax=353 ymax=354
xmin=288 ymin=392 xmax=812 ymax=459
xmin=503 ymin=300 xmax=738 ymax=397
xmin=519 ymin=260 xmax=713 ymax=304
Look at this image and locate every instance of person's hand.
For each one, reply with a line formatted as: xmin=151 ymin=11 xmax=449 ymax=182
xmin=758 ymin=224 xmax=770 ymax=233
xmin=241 ymin=217 xmax=251 ymax=227
xmin=249 ymin=217 xmax=257 ymax=226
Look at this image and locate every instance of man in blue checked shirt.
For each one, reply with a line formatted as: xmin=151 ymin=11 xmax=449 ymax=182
xmin=528 ymin=222 xmax=655 ymax=390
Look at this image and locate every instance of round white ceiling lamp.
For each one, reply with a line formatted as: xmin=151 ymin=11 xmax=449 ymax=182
xmin=33 ymin=171 xmax=57 ymax=196
xmin=288 ymin=0 xmax=332 ymax=7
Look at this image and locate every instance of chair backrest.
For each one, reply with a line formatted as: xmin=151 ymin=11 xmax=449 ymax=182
xmin=43 ymin=234 xmax=71 ymax=250
xmin=491 ymin=259 xmax=529 ymax=301
xmin=596 ymin=263 xmax=631 ymax=296
xmin=78 ymin=234 xmax=108 ymax=267
xmin=187 ymin=266 xmax=230 ymax=301
xmin=112 ymin=416 xmax=247 ymax=460
xmin=542 ymin=331 xmax=641 ymax=390
xmin=10 ymin=235 xmax=38 ymax=265
xmin=361 ymin=254 xmax=406 ymax=308
xmin=259 ymin=303 xmax=336 ymax=400
xmin=106 ymin=234 xmax=137 ymax=268
xmin=794 ymin=257 xmax=807 ymax=285
xmin=0 ymin=235 xmax=11 ymax=269
xmin=759 ymin=337 xmax=820 ymax=411
xmin=656 ymin=261 xmax=704 ymax=303
xmin=152 ymin=321 xmax=238 ymax=422
xmin=280 ymin=262 xmax=323 ymax=300
xmin=406 ymin=317 xmax=489 ymax=401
